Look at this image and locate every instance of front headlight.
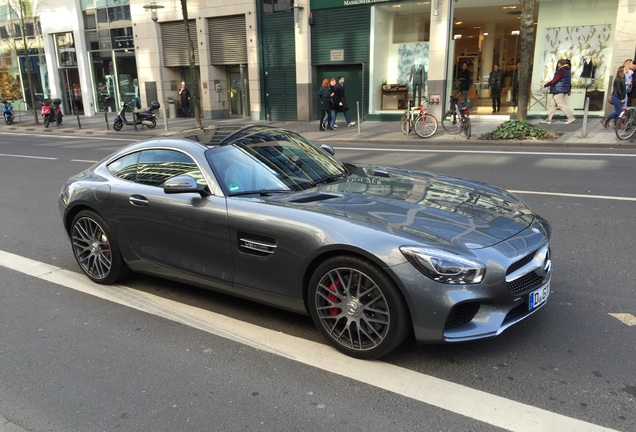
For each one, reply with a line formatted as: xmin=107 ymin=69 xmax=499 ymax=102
xmin=400 ymin=246 xmax=485 ymax=284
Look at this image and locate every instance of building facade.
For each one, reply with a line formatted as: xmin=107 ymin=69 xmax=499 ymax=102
xmin=0 ymin=0 xmax=634 ymax=123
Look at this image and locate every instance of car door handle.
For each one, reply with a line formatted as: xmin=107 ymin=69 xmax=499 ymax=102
xmin=128 ymin=195 xmax=149 ymax=206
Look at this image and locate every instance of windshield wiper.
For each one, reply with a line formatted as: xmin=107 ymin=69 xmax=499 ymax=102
xmin=310 ymin=174 xmax=347 ymax=187
xmin=228 ymin=189 xmax=290 ymax=197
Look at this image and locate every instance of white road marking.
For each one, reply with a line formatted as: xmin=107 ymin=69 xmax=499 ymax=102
xmin=509 ymin=190 xmax=636 ymax=202
xmin=337 ymin=147 xmax=636 ymax=157
xmin=0 ymin=153 xmax=57 ymax=160
xmin=0 ymin=249 xmax=619 ymax=432
xmin=609 ymin=313 xmax=636 ymax=326
xmin=0 ymin=132 xmax=133 ymax=141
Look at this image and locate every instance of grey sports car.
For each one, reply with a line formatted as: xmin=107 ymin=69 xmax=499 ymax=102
xmin=58 ymin=125 xmax=552 ymax=359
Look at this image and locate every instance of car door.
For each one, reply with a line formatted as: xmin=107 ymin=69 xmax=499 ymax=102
xmin=111 ymin=149 xmax=234 ymax=285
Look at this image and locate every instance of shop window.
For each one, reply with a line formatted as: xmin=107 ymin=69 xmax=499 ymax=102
xmin=263 ymin=0 xmax=292 ymax=14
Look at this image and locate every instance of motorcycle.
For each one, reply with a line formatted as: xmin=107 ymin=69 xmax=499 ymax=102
xmin=113 ymin=101 xmax=159 ymax=131
xmin=2 ymin=100 xmax=14 ymax=125
xmin=41 ymin=98 xmax=63 ymax=128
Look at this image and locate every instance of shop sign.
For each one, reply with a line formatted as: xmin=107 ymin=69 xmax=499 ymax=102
xmin=330 ymin=49 xmax=345 ymax=61
xmin=310 ymin=0 xmax=392 ymax=10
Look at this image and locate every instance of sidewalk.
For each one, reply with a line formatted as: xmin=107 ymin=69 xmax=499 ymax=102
xmin=2 ymin=110 xmax=633 ymax=148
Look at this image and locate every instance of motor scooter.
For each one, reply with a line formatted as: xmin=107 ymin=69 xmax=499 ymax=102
xmin=2 ymin=100 xmax=14 ymax=125
xmin=41 ymin=98 xmax=63 ymax=128
xmin=113 ymin=101 xmax=159 ymax=131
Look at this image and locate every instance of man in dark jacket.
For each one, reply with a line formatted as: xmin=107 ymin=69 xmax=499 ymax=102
xmin=333 ymin=76 xmax=355 ymax=127
xmin=457 ymin=62 xmax=471 ymax=103
xmin=488 ymin=64 xmax=503 ymax=113
xmin=540 ymin=59 xmax=575 ymax=124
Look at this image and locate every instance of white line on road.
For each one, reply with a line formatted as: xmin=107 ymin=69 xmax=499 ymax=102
xmin=0 ymin=132 xmax=134 ymax=141
xmin=336 ymin=147 xmax=636 ymax=157
xmin=0 ymin=153 xmax=57 ymax=160
xmin=510 ymin=190 xmax=636 ymax=202
xmin=609 ymin=313 xmax=636 ymax=326
xmin=0 ymin=249 xmax=618 ymax=432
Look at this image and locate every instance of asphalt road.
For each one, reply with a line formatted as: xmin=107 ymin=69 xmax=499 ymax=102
xmin=0 ymin=131 xmax=634 ymax=432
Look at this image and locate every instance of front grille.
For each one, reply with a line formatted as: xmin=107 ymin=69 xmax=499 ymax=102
xmin=508 ymin=272 xmax=545 ymax=295
xmin=445 ymin=302 xmax=480 ymax=329
xmin=506 ymin=247 xmax=550 ymax=295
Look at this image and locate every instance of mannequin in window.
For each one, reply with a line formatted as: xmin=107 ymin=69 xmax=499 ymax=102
xmin=409 ymin=63 xmax=425 ymax=106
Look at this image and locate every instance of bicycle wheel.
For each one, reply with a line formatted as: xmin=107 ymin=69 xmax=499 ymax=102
xmin=463 ymin=118 xmax=471 ymax=139
xmin=414 ymin=113 xmax=438 ymax=138
xmin=401 ymin=113 xmax=410 ymax=135
xmin=615 ymin=109 xmax=636 ymax=140
xmin=441 ymin=111 xmax=462 ymax=134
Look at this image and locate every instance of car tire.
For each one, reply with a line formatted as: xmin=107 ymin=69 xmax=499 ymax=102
xmin=113 ymin=120 xmax=123 ymax=131
xmin=308 ymin=255 xmax=411 ymax=359
xmin=70 ymin=210 xmax=130 ymax=284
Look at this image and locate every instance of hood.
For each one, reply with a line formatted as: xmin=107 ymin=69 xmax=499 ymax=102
xmin=274 ymin=165 xmax=535 ymax=250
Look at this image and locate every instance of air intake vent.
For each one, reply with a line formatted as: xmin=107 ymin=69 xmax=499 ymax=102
xmin=289 ymin=193 xmax=340 ymax=203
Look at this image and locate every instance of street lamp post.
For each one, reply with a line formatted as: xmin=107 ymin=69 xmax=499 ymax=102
xmin=144 ymin=2 xmax=168 ymax=131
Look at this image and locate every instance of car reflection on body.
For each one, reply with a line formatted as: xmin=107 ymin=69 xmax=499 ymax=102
xmin=58 ymin=125 xmax=552 ymax=359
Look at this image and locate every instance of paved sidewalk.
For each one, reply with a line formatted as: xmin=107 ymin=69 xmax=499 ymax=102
xmin=2 ymin=110 xmax=633 ymax=148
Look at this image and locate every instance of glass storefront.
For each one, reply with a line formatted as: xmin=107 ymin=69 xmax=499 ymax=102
xmin=82 ymin=0 xmax=137 ymax=112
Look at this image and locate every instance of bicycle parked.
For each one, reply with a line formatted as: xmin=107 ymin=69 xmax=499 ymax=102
xmin=441 ymin=95 xmax=472 ymax=139
xmin=400 ymin=99 xmax=438 ymax=138
xmin=615 ymin=106 xmax=636 ymax=141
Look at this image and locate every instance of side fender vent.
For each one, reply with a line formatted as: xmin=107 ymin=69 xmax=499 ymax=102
xmin=237 ymin=231 xmax=276 ymax=257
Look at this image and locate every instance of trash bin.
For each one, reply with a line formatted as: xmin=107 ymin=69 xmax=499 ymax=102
xmin=168 ymin=99 xmax=176 ymax=118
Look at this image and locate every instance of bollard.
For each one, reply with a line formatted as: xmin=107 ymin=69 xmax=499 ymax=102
xmin=581 ymin=97 xmax=590 ymax=138
xmin=75 ymin=109 xmax=82 ymax=129
xmin=356 ymin=101 xmax=360 ymax=135
xmin=104 ymin=106 xmax=109 ymax=130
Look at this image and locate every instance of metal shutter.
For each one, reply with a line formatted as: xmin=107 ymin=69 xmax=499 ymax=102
xmin=261 ymin=11 xmax=297 ymax=121
xmin=208 ymin=15 xmax=247 ymax=65
xmin=160 ymin=20 xmax=199 ymax=67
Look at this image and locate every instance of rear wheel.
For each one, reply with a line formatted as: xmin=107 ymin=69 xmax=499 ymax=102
xmin=113 ymin=119 xmax=123 ymax=131
xmin=400 ymin=113 xmax=409 ymax=135
xmin=146 ymin=118 xmax=157 ymax=129
xmin=70 ymin=210 xmax=129 ymax=284
xmin=615 ymin=109 xmax=636 ymax=140
xmin=308 ymin=255 xmax=410 ymax=359
xmin=441 ymin=110 xmax=462 ymax=134
xmin=414 ymin=113 xmax=438 ymax=138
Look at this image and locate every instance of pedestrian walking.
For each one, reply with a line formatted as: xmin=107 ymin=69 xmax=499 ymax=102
xmin=315 ymin=78 xmax=332 ymax=131
xmin=333 ymin=76 xmax=355 ymax=127
xmin=540 ymin=59 xmax=575 ymax=124
xmin=488 ymin=64 xmax=503 ymax=113
xmin=601 ymin=65 xmax=627 ymax=128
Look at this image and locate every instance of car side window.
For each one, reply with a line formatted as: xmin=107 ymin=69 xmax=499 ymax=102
xmin=135 ymin=149 xmax=207 ymax=189
xmin=108 ymin=152 xmax=141 ymax=181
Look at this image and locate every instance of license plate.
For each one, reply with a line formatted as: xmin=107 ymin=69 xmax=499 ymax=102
xmin=529 ymin=283 xmax=550 ymax=311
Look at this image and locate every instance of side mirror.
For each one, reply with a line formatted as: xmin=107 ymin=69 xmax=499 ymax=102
xmin=321 ymin=144 xmax=335 ymax=156
xmin=164 ymin=175 xmax=209 ymax=196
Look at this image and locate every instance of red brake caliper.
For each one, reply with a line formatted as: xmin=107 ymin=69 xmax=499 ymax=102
xmin=327 ymin=277 xmax=342 ymax=316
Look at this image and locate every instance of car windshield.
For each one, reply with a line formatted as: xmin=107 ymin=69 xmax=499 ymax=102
xmin=206 ymin=128 xmax=347 ymax=195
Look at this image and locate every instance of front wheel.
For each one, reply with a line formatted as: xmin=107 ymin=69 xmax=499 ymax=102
xmin=5 ymin=116 xmax=13 ymax=125
xmin=414 ymin=113 xmax=438 ymax=138
xmin=441 ymin=111 xmax=462 ymax=134
xmin=70 ymin=210 xmax=129 ymax=284
xmin=463 ymin=118 xmax=471 ymax=139
xmin=308 ymin=256 xmax=410 ymax=359
xmin=44 ymin=115 xmax=50 ymax=128
xmin=400 ymin=113 xmax=410 ymax=135
xmin=113 ymin=119 xmax=123 ymax=131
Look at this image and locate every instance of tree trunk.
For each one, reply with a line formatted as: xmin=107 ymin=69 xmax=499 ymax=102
xmin=517 ymin=0 xmax=536 ymax=121
xmin=17 ymin=5 xmax=40 ymax=124
xmin=180 ymin=0 xmax=202 ymax=128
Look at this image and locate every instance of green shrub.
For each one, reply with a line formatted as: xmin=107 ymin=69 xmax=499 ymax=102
xmin=481 ymin=120 xmax=557 ymax=140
